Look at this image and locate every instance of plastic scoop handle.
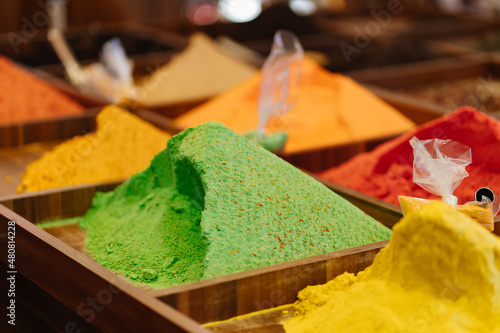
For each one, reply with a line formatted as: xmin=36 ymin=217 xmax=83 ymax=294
xmin=47 ymin=28 xmax=86 ymax=87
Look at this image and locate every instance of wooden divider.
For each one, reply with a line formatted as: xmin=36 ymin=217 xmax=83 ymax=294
xmin=153 ymin=241 xmax=386 ymax=325
xmin=0 ymin=205 xmax=209 ymax=333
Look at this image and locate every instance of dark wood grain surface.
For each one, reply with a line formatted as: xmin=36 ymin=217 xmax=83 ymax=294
xmin=154 ymin=241 xmax=385 ymax=325
xmin=0 ymin=205 xmax=210 ymax=332
xmin=0 ymin=141 xmax=60 ymax=197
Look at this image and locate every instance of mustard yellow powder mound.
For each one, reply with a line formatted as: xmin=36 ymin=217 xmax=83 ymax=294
xmin=284 ymin=202 xmax=500 ymax=333
xmin=17 ymin=106 xmax=170 ymax=192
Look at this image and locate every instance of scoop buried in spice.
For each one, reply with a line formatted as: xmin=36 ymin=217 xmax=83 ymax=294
xmin=244 ymin=30 xmax=303 ymax=152
xmin=399 ymin=194 xmax=496 ymax=231
xmin=399 ymin=137 xmax=497 ymax=231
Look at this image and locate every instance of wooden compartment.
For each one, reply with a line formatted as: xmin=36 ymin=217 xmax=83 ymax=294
xmin=401 ymin=16 xmax=500 ymax=39
xmin=0 ymin=177 xmax=401 ymax=332
xmin=240 ymin=31 xmax=460 ymax=74
xmin=155 ymin=240 xmax=385 ymax=328
xmin=427 ymin=29 xmax=500 ymax=56
xmin=0 ymin=62 xmax=107 ymax=150
xmin=315 ymin=13 xmax=493 ymax=41
xmin=159 ymin=56 xmax=450 ymax=173
xmin=0 ymin=22 xmax=187 ymax=77
xmin=0 ymin=202 xmax=207 ymax=332
xmin=1 ymin=170 xmax=498 ymax=332
xmin=1 ymin=22 xmax=198 ymax=119
xmin=205 ymin=178 xmax=500 ymax=332
xmin=348 ymin=53 xmax=500 ymax=119
xmin=383 ymin=15 xmax=500 ymax=39
xmin=0 ymin=105 xmax=181 ymax=198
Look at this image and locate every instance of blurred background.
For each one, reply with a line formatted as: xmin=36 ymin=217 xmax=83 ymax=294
xmin=1 ymin=0 xmax=499 ymax=33
xmin=1 ymin=0 xmax=500 ymax=120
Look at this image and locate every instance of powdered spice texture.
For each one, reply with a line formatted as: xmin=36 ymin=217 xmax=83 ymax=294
xmin=0 ymin=56 xmax=84 ymax=125
xmin=174 ymin=58 xmax=415 ymax=154
xmin=17 ymin=106 xmax=170 ymax=192
xmin=284 ymin=202 xmax=500 ymax=332
xmin=319 ymin=107 xmax=500 ymax=206
xmin=79 ymin=122 xmax=391 ymax=288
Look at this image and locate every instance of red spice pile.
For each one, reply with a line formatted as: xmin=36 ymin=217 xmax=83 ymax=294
xmin=0 ymin=57 xmax=84 ymax=125
xmin=319 ymin=106 xmax=500 ymax=206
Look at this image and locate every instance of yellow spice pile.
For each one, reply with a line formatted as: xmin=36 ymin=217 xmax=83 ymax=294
xmin=17 ymin=106 xmax=170 ymax=192
xmin=284 ymin=202 xmax=500 ymax=333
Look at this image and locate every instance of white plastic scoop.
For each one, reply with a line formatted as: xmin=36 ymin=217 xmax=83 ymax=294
xmin=48 ymin=28 xmax=135 ymax=104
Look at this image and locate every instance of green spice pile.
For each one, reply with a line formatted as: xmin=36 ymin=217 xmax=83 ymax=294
xmin=77 ymin=122 xmax=391 ymax=288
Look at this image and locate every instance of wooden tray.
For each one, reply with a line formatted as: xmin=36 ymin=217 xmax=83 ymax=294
xmin=205 ymin=176 xmax=500 ymax=331
xmin=122 ymin=69 xmax=449 ymax=173
xmin=240 ymin=32 xmax=459 ymax=74
xmin=395 ymin=16 xmax=500 ymax=39
xmin=0 ymin=60 xmax=107 ymax=149
xmin=348 ymin=53 xmax=495 ymax=87
xmin=161 ymin=77 xmax=448 ymax=173
xmin=315 ymin=14 xmax=488 ymax=40
xmin=0 ymin=107 xmax=181 ymax=198
xmin=427 ymin=30 xmax=500 ymax=56
xmin=1 ymin=170 xmax=497 ymax=332
xmin=1 ymin=22 xmax=192 ymax=119
xmin=348 ymin=53 xmax=500 ymax=118
xmin=0 ymin=178 xmax=399 ymax=332
xmin=0 ymin=108 xmax=98 ymax=149
xmin=0 ymin=21 xmax=187 ymax=72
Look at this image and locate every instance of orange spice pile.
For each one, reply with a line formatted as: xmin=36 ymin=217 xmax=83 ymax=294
xmin=0 ymin=56 xmax=84 ymax=125
xmin=175 ymin=58 xmax=415 ymax=154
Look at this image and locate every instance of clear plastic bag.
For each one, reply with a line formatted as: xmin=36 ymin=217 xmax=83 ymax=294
xmin=410 ymin=136 xmax=471 ymax=206
xmin=245 ymin=30 xmax=303 ymax=152
xmin=399 ymin=137 xmax=497 ymax=232
xmin=257 ymin=29 xmax=303 ymax=134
